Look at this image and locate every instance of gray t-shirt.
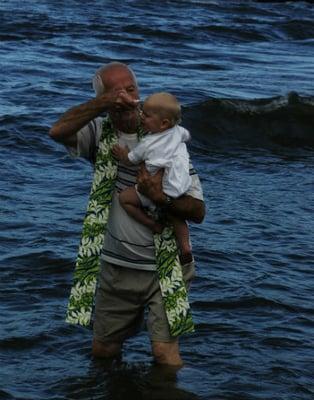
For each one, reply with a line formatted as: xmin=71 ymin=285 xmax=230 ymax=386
xmin=71 ymin=117 xmax=204 ymax=271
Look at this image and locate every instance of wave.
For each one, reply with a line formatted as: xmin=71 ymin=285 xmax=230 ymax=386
xmin=192 ymin=295 xmax=302 ymax=313
xmin=0 ymin=390 xmax=15 ymax=400
xmin=183 ymin=92 xmax=314 ymax=147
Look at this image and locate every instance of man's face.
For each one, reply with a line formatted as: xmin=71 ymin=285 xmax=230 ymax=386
xmin=102 ymin=67 xmax=140 ymax=132
xmin=104 ymin=67 xmax=139 ymax=100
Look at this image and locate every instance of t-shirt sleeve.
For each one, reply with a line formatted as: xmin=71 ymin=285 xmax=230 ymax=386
xmin=186 ymin=163 xmax=204 ymax=201
xmin=67 ymin=118 xmax=102 ymax=163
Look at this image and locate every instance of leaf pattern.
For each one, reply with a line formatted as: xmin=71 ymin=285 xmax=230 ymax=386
xmin=154 ymin=229 xmax=194 ymax=336
xmin=66 ymin=117 xmax=194 ymax=337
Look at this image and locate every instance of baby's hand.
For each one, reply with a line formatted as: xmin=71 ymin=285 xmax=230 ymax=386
xmin=112 ymin=144 xmax=129 ymax=163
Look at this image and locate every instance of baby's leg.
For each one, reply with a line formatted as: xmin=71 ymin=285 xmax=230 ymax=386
xmin=170 ymin=216 xmax=193 ymax=265
xmin=119 ymin=187 xmax=163 ymax=234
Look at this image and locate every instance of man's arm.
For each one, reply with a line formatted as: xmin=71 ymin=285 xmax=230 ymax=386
xmin=49 ymin=91 xmax=137 ymax=147
xmin=136 ymin=165 xmax=205 ymax=223
xmin=49 ymin=95 xmax=112 ymax=147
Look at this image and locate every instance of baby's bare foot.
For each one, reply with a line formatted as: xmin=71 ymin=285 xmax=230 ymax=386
xmin=179 ymin=252 xmax=193 ymax=265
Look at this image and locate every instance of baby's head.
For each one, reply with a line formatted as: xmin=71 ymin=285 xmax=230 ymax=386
xmin=141 ymin=92 xmax=181 ymax=133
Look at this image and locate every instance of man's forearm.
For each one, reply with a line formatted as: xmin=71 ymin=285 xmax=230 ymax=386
xmin=49 ymin=95 xmax=110 ymax=144
xmin=158 ymin=195 xmax=205 ymax=223
xmin=136 ymin=165 xmax=205 ymax=223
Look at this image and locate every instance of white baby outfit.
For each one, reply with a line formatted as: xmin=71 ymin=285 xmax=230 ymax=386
xmin=128 ymin=125 xmax=192 ymax=208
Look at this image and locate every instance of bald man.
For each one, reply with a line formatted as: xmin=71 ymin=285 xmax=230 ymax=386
xmin=50 ymin=62 xmax=205 ymax=366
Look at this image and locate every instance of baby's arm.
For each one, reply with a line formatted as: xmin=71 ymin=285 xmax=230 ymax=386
xmin=113 ymin=139 xmax=147 ymax=165
xmin=112 ymin=144 xmax=133 ymax=165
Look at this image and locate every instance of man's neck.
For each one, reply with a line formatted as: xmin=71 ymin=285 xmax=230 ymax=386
xmin=114 ymin=123 xmax=138 ymax=134
xmin=109 ymin=111 xmax=139 ymax=134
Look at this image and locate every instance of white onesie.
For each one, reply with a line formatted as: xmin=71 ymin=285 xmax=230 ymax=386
xmin=128 ymin=125 xmax=192 ymax=207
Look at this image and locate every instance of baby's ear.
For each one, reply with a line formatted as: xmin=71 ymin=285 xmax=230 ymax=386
xmin=161 ymin=119 xmax=171 ymax=129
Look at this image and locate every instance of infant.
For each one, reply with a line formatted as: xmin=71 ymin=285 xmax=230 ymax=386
xmin=112 ymin=92 xmax=193 ymax=264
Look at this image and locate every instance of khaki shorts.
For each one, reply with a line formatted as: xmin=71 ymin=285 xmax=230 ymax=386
xmin=93 ymin=261 xmax=195 ymax=343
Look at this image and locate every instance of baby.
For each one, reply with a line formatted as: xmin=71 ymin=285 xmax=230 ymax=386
xmin=112 ymin=92 xmax=192 ymax=264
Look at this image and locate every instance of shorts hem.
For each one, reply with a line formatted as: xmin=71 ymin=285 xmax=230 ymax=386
xmin=93 ymin=331 xmax=132 ymax=344
xmin=150 ymin=335 xmax=177 ymax=343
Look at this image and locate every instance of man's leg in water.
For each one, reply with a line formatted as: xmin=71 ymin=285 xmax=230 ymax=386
xmin=147 ymin=262 xmax=195 ymax=367
xmin=92 ymin=339 xmax=122 ymax=358
xmin=151 ymin=340 xmax=183 ymax=367
xmin=92 ymin=254 xmax=195 ymax=366
xmin=92 ymin=262 xmax=145 ymax=359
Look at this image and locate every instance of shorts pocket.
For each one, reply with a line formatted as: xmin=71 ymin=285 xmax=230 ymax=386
xmin=100 ymin=261 xmax=120 ymax=288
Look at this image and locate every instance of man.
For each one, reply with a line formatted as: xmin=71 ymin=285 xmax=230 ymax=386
xmin=50 ymin=62 xmax=205 ymax=366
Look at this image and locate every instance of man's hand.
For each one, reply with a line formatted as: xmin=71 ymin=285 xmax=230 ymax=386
xmin=108 ymin=90 xmax=141 ymax=133
xmin=112 ymin=90 xmax=140 ymax=111
xmin=137 ymin=164 xmax=166 ymax=205
xmin=112 ymin=144 xmax=130 ymax=164
xmin=137 ymin=164 xmax=205 ymax=224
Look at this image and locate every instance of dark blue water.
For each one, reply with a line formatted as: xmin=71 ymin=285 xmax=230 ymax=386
xmin=1 ymin=1 xmax=314 ymax=399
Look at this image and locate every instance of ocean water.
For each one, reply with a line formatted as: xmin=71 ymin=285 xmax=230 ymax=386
xmin=1 ymin=1 xmax=314 ymax=399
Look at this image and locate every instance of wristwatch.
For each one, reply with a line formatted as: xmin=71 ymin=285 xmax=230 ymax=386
xmin=163 ymin=194 xmax=173 ymax=207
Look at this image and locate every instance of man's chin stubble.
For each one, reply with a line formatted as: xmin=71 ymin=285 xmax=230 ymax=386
xmin=111 ymin=111 xmax=140 ymax=132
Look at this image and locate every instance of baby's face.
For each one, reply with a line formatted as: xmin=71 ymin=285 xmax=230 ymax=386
xmin=140 ymin=103 xmax=164 ymax=133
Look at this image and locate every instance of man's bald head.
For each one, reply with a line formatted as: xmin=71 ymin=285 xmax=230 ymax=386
xmin=93 ymin=62 xmax=137 ymax=97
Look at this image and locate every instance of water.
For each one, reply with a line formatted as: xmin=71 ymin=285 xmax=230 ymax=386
xmin=1 ymin=1 xmax=314 ymax=399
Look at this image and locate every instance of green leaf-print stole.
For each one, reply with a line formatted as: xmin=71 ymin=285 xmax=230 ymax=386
xmin=66 ymin=117 xmax=194 ymax=336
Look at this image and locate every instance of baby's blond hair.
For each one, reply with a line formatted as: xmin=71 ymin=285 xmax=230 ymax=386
xmin=144 ymin=92 xmax=181 ymax=126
